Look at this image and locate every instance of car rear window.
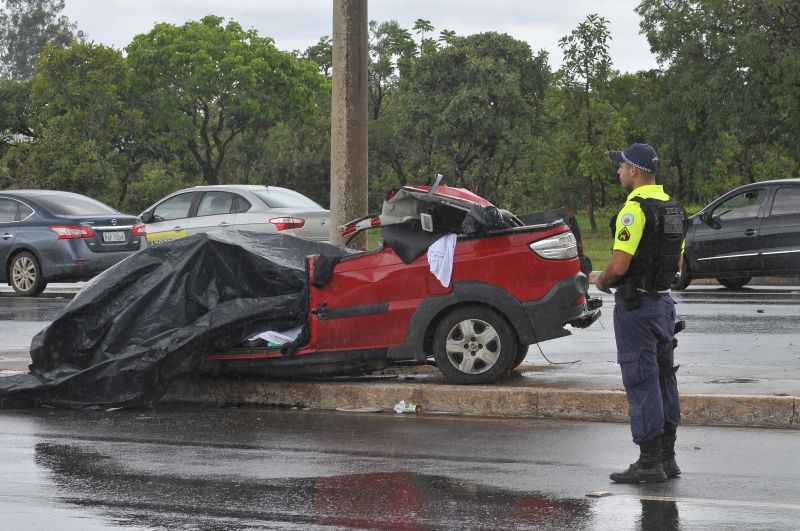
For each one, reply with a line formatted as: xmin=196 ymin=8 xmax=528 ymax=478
xmin=19 ymin=203 xmax=33 ymax=220
xmin=253 ymin=189 xmax=323 ymax=210
xmin=196 ymin=192 xmax=234 ymax=217
xmin=770 ymin=187 xmax=800 ymax=217
xmin=34 ymin=194 xmax=117 ymax=216
xmin=0 ymin=199 xmax=16 ymax=222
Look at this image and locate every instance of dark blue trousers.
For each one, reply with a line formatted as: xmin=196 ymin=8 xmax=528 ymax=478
xmin=614 ymin=292 xmax=681 ymax=444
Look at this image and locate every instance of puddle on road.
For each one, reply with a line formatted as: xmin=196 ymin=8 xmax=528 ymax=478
xmin=14 ymin=439 xmax=798 ymax=530
xmin=33 ymin=441 xmax=593 ymax=530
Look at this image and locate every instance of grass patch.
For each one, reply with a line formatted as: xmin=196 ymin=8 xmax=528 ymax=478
xmin=367 ymin=228 xmax=383 ymax=251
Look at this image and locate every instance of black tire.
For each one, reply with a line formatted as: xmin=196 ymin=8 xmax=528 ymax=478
xmin=9 ymin=251 xmax=47 ymax=296
xmin=432 ymin=305 xmax=518 ymax=384
xmin=671 ymin=256 xmax=692 ymax=291
xmin=717 ymin=277 xmax=751 ymax=290
xmin=511 ymin=347 xmax=529 ymax=371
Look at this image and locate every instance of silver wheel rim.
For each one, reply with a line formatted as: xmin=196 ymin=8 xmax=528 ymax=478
xmin=445 ymin=318 xmax=501 ymax=375
xmin=12 ymin=256 xmax=37 ymax=292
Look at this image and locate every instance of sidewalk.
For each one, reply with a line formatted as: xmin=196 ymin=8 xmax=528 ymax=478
xmin=164 ymin=367 xmax=799 ymax=430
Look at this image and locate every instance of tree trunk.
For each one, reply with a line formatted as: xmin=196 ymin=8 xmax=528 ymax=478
xmin=599 ymin=177 xmax=606 ymax=207
xmin=587 ymin=175 xmax=597 ymax=232
xmin=117 ymin=178 xmax=129 ymax=208
xmin=675 ymin=154 xmax=686 ymax=202
xmin=204 ymin=164 xmax=219 ymax=185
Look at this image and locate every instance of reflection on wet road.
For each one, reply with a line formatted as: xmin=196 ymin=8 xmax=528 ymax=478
xmin=1 ymin=407 xmax=799 ymax=530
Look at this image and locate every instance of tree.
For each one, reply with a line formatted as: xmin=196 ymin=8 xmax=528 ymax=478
xmin=412 ymin=18 xmax=437 ymax=55
xmin=395 ymin=32 xmax=551 ymax=204
xmin=636 ymin=0 xmax=800 ymax=203
xmin=3 ymin=43 xmax=159 ymax=206
xmin=368 ymin=20 xmax=416 ymax=120
xmin=126 ymin=16 xmax=325 ymax=185
xmin=558 ymin=13 xmax=613 ymax=230
xmin=304 ymin=36 xmax=332 ymax=77
xmin=0 ymin=0 xmax=84 ymax=79
xmin=0 ymin=78 xmax=34 ymax=144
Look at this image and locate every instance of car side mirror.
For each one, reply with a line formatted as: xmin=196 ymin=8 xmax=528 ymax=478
xmin=140 ymin=210 xmax=154 ymax=224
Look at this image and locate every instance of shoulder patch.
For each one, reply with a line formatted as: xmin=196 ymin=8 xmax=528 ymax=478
xmin=618 ymin=227 xmax=631 ymax=241
xmin=620 ymin=213 xmax=635 ymax=227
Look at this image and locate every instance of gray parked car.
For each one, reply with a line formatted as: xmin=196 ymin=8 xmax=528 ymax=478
xmin=139 ymin=185 xmax=330 ymax=245
xmin=0 ymin=190 xmax=145 ymax=296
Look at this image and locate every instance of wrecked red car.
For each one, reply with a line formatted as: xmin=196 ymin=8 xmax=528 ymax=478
xmin=208 ymin=183 xmax=601 ymax=384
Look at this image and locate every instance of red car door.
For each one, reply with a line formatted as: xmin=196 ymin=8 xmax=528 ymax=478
xmin=310 ymin=245 xmax=436 ymax=351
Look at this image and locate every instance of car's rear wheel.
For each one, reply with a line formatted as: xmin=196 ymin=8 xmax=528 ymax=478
xmin=9 ymin=251 xmax=47 ymax=296
xmin=433 ymin=306 xmax=518 ymax=384
xmin=671 ymin=256 xmax=692 ymax=291
xmin=717 ymin=276 xmax=751 ymax=290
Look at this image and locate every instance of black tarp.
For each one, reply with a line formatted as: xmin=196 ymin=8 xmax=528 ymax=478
xmin=0 ymin=231 xmax=347 ymax=409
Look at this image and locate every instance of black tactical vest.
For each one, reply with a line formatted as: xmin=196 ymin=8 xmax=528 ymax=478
xmin=618 ymin=197 xmax=687 ymax=292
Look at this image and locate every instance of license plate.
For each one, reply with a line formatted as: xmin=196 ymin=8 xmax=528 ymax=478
xmin=102 ymin=231 xmax=126 ymax=243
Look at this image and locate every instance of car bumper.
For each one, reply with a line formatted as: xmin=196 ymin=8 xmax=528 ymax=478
xmin=522 ymin=273 xmax=602 ymax=342
xmin=41 ymin=240 xmax=137 ymax=282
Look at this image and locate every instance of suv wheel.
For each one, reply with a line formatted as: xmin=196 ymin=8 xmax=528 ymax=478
xmin=671 ymin=256 xmax=692 ymax=291
xmin=433 ymin=306 xmax=518 ymax=384
xmin=10 ymin=251 xmax=47 ymax=296
xmin=717 ymin=277 xmax=751 ymax=290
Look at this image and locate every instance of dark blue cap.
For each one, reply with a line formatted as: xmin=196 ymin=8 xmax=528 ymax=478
xmin=608 ymin=143 xmax=659 ymax=174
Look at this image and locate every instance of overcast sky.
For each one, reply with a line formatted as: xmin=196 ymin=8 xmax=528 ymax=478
xmin=62 ymin=0 xmax=658 ymax=73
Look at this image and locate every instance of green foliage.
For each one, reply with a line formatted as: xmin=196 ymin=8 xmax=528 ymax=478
xmin=635 ymin=0 xmax=800 ymax=203
xmin=304 ymin=35 xmax=332 ymax=76
xmin=0 ymin=0 xmax=83 ymax=80
xmin=389 ymin=31 xmax=551 ymax=206
xmin=126 ymin=16 xmax=325 ymax=185
xmin=554 ymin=14 xmax=617 ymax=230
xmin=0 ymin=10 xmax=797 ymax=226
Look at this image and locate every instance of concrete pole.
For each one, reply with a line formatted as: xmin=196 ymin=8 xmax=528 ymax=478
xmin=329 ymin=0 xmax=369 ymax=248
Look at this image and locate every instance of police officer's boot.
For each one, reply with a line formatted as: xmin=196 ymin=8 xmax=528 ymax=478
xmin=662 ymin=424 xmax=681 ymax=479
xmin=609 ymin=438 xmax=667 ymax=484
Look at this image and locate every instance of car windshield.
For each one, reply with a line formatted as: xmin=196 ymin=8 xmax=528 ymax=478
xmin=34 ymin=194 xmax=117 ymax=216
xmin=253 ymin=189 xmax=323 ymax=210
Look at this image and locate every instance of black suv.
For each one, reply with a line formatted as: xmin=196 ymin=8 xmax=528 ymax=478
xmin=674 ymin=179 xmax=800 ymax=289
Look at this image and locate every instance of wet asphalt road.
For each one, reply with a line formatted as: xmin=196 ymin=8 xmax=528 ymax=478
xmin=1 ymin=406 xmax=799 ymax=530
xmin=521 ymin=285 xmax=800 ymax=396
xmin=2 ymin=285 xmax=799 ymax=395
xmin=1 ymin=288 xmax=799 ymax=529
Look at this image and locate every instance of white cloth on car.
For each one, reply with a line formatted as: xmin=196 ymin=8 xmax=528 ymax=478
xmin=427 ymin=233 xmax=457 ymax=288
xmin=248 ymin=326 xmax=303 ymax=346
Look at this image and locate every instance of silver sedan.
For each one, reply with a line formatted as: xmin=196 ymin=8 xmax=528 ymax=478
xmin=139 ymin=185 xmax=330 ymax=245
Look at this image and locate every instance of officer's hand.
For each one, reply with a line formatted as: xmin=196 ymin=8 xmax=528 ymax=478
xmin=595 ymin=275 xmax=612 ymax=294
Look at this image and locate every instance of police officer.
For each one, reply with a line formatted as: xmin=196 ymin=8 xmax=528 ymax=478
xmin=595 ymin=143 xmax=687 ymax=484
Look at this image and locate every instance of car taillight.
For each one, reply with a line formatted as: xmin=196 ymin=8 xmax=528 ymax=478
xmin=529 ymin=232 xmax=578 ymax=260
xmin=269 ymin=217 xmax=305 ymax=231
xmin=132 ymin=224 xmax=146 ymax=237
xmin=50 ymin=225 xmax=96 ymax=240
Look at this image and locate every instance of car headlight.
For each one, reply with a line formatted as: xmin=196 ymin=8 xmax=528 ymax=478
xmin=530 ymin=232 xmax=578 ymax=260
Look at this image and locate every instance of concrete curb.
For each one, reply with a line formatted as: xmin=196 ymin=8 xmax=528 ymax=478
xmin=164 ymin=378 xmax=799 ymax=430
